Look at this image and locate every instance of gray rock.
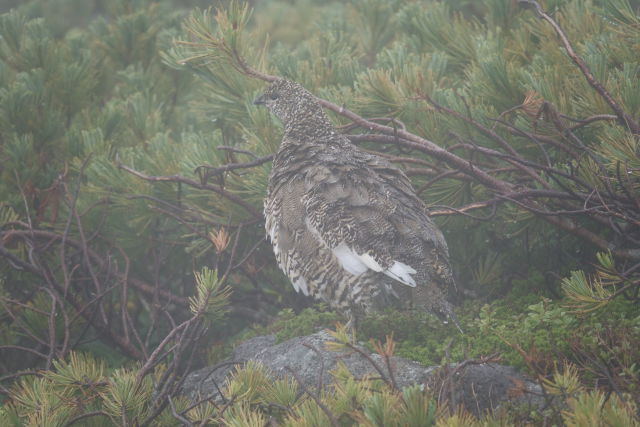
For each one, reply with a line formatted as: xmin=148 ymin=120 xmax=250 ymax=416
xmin=427 ymin=362 xmax=546 ymax=415
xmin=182 ymin=331 xmax=545 ymax=416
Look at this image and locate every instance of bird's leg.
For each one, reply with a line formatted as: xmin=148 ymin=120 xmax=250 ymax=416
xmin=435 ymin=302 xmax=464 ymax=334
xmin=443 ymin=311 xmax=464 ymax=335
xmin=449 ymin=313 xmax=464 ymax=335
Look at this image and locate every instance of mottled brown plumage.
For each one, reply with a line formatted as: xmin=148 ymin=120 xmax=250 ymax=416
xmin=255 ymin=79 xmax=458 ymax=327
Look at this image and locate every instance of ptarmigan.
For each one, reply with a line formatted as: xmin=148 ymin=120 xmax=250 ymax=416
xmin=255 ymin=79 xmax=458 ymax=328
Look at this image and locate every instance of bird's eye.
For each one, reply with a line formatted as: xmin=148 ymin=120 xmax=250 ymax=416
xmin=269 ymin=93 xmax=279 ymax=100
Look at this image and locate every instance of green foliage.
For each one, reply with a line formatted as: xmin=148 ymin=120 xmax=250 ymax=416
xmin=561 ymin=251 xmax=640 ymax=315
xmin=562 ymin=269 xmax=612 ymax=313
xmin=401 ymin=385 xmax=438 ymax=427
xmin=225 ymin=360 xmax=271 ymax=404
xmin=259 ymin=306 xmax=342 ymax=342
xmin=222 ymin=402 xmax=268 ymax=427
xmin=3 ymin=319 xmax=639 ymax=425
xmin=543 ymin=363 xmax=584 ymax=397
xmin=101 ymin=368 xmax=153 ymax=423
xmin=6 ymin=352 xmax=188 ymax=426
xmin=260 ymin=376 xmax=299 ymax=408
xmin=47 ymin=351 xmax=106 ymax=388
xmin=190 ymin=266 xmax=232 ymax=323
xmin=562 ymin=390 xmax=638 ymax=426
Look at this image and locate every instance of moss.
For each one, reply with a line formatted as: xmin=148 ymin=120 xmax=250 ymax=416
xmin=244 ymin=305 xmax=342 ymax=343
xmin=271 ymin=307 xmax=342 ymax=341
xmin=341 ymin=293 xmax=640 ymax=378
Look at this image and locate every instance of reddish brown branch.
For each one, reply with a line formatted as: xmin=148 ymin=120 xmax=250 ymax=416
xmin=116 ymin=159 xmax=262 ymax=219
xmin=195 ymin=154 xmax=274 ymax=184
xmin=2 ymin=228 xmax=188 ymax=307
xmin=320 ymin=98 xmax=515 ymax=194
xmin=421 ymin=94 xmax=551 ymax=189
xmin=192 ymin=47 xmax=640 ymax=260
xmin=343 ymin=341 xmax=397 ymax=391
xmin=285 ymin=366 xmax=340 ymax=427
xmin=518 ymin=0 xmax=639 ymax=134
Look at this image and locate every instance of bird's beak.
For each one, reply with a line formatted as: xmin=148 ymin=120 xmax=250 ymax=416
xmin=253 ymin=94 xmax=266 ymax=105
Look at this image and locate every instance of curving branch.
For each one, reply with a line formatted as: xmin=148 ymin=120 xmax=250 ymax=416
xmin=518 ymin=0 xmax=639 ymax=134
xmin=194 ymin=153 xmax=274 ymax=184
xmin=173 ymin=3 xmax=640 ymax=265
xmin=116 ymin=158 xmax=262 ymax=219
xmin=185 ymin=53 xmax=640 ymax=259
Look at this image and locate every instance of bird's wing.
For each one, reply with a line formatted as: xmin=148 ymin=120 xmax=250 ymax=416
xmin=302 ymin=151 xmax=447 ymax=289
xmin=265 ymin=178 xmax=314 ymax=296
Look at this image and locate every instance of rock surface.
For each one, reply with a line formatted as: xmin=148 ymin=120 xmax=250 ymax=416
xmin=182 ymin=331 xmax=545 ymax=415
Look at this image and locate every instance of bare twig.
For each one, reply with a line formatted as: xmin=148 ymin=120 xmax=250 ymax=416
xmin=342 ymin=341 xmax=396 ymax=391
xmin=195 ymin=154 xmax=274 ymax=184
xmin=168 ymin=395 xmax=194 ymax=427
xmin=285 ymin=366 xmax=340 ymax=427
xmin=116 ymin=158 xmax=262 ymax=219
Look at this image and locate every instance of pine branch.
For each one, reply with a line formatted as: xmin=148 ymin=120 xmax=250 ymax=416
xmin=194 ymin=154 xmax=273 ymax=185
xmin=116 ymin=158 xmax=262 ymax=219
xmin=180 ymin=39 xmax=640 ymax=259
xmin=285 ymin=367 xmax=340 ymax=427
xmin=518 ymin=0 xmax=640 ymax=134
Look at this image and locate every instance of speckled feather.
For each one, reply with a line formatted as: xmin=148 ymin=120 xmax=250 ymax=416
xmin=256 ymin=79 xmax=458 ymax=324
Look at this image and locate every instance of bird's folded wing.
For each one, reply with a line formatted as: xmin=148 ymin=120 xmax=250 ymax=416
xmin=302 ymin=160 xmax=428 ymax=288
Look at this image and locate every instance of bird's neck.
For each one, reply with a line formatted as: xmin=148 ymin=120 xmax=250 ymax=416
xmin=282 ymin=107 xmax=337 ymax=141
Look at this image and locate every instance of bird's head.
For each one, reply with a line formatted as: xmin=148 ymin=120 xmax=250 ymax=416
xmin=254 ymin=79 xmax=330 ymax=130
